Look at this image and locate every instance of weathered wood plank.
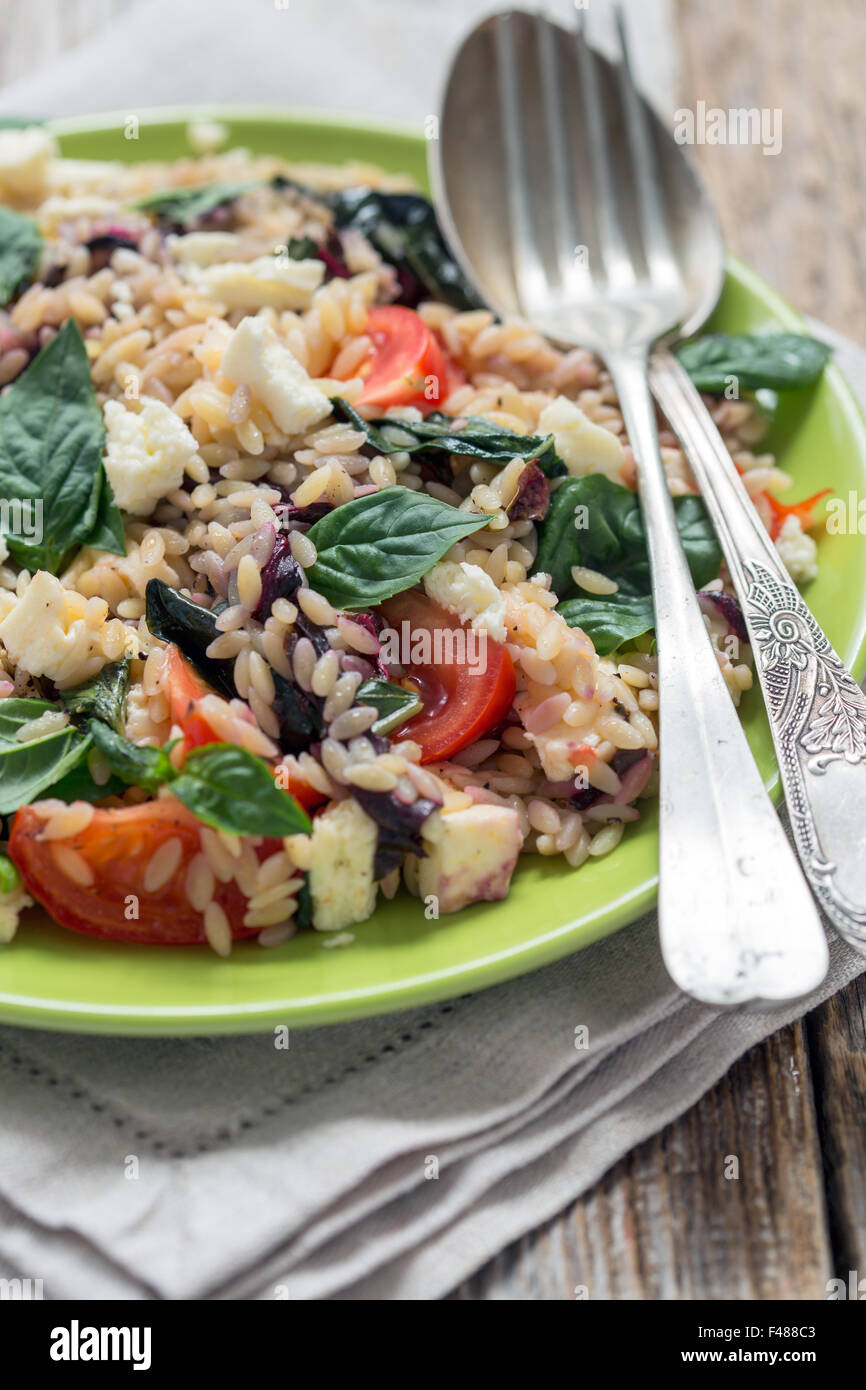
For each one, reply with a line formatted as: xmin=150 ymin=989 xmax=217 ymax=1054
xmin=454 ymin=1023 xmax=832 ymax=1299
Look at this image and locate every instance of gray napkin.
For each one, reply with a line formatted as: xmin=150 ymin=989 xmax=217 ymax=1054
xmin=0 ymin=0 xmax=863 ymax=1302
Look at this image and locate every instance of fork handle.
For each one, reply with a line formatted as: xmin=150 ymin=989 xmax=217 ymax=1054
xmin=651 ymin=347 xmax=866 ymax=954
xmin=607 ymin=348 xmax=828 ymax=1004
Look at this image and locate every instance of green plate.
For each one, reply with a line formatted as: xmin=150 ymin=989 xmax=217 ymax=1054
xmin=1 ymin=109 xmax=865 ymax=1035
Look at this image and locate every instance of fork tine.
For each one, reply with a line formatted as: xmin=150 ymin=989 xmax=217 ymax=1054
xmin=573 ymin=7 xmax=635 ymax=291
xmin=534 ymin=13 xmax=592 ymax=295
xmin=612 ymin=2 xmax=678 ymax=288
xmin=494 ymin=12 xmax=550 ymax=313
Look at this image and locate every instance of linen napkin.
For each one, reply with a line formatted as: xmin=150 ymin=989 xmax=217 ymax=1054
xmin=0 ymin=0 xmax=862 ymax=1302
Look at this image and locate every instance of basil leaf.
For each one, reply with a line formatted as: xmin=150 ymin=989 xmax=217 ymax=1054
xmin=350 ymin=786 xmax=439 ymax=880
xmin=557 ymin=592 xmax=657 ymax=656
xmin=305 ymin=486 xmax=489 ymax=609
xmin=534 ymin=476 xmax=721 ymax=656
xmin=272 ymin=670 xmax=325 ymax=753
xmin=331 ymin=398 xmax=564 ymax=479
xmin=0 ymin=697 xmax=91 ymax=814
xmin=0 ymin=205 xmax=42 ymax=306
xmin=287 ymin=235 xmax=318 ymax=260
xmin=82 ymin=465 xmax=126 ymax=557
xmin=44 ymin=759 xmax=127 ymax=804
xmin=331 ymin=189 xmax=483 ymax=311
xmin=61 ymin=657 xmax=130 ymax=735
xmin=356 ymin=677 xmax=422 ymax=736
xmin=145 ymin=578 xmax=234 ymax=698
xmin=132 ymin=179 xmax=256 ymax=227
xmin=88 ymin=719 xmax=177 ymax=794
xmin=170 ymin=743 xmax=311 ymax=837
xmin=677 ymin=332 xmax=831 ymax=393
xmin=296 ymin=875 xmax=313 ymax=929
xmin=0 ymin=320 xmax=123 ymax=572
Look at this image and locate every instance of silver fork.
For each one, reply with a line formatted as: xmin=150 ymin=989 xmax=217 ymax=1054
xmin=432 ymin=7 xmax=829 ymax=1004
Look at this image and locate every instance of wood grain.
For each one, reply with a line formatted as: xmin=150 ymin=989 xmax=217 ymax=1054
xmin=454 ymin=1023 xmax=832 ymax=1299
xmin=676 ymin=0 xmax=866 ymax=340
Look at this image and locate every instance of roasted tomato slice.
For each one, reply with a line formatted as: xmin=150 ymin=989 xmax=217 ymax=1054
xmin=380 ymin=590 xmax=516 ymax=763
xmin=339 ymin=305 xmax=457 ymax=415
xmin=163 ymin=644 xmax=223 ymax=750
xmin=9 ymin=800 xmax=280 ymax=945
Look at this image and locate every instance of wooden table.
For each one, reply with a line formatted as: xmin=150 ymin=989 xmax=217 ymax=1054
xmin=3 ymin=0 xmax=864 ymax=1301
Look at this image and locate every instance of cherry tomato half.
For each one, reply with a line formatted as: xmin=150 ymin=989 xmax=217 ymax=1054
xmin=380 ymin=590 xmax=516 ymax=763
xmin=9 ymin=800 xmax=282 ymax=945
xmin=764 ymin=488 xmax=831 ymax=541
xmin=339 ymin=306 xmax=459 ymax=415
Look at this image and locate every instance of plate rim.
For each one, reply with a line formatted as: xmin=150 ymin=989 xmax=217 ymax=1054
xmin=1 ymin=111 xmax=864 ymax=1034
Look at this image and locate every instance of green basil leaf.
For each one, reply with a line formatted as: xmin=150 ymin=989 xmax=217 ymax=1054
xmin=331 ymin=398 xmax=564 ymax=479
xmin=0 ymin=205 xmax=42 ymax=306
xmin=88 ymin=719 xmax=177 ymax=794
xmin=0 ymin=852 xmax=20 ymax=894
xmin=60 ymin=657 xmax=130 ymax=735
xmin=676 ymin=332 xmax=831 ymax=393
xmin=145 ymin=578 xmax=234 ymax=698
xmin=305 ymin=485 xmax=489 ymax=609
xmin=557 ymin=592 xmax=657 ymax=656
xmin=133 ymin=180 xmax=256 ymax=226
xmin=170 ymin=743 xmax=311 ymax=837
xmin=81 ymin=464 xmax=126 ymax=556
xmin=0 ymin=697 xmax=91 ymax=814
xmin=356 ymin=677 xmax=423 ymax=736
xmin=44 ymin=759 xmax=127 ymax=804
xmin=287 ymin=235 xmax=318 ymax=261
xmin=0 ymin=319 xmax=123 ymax=572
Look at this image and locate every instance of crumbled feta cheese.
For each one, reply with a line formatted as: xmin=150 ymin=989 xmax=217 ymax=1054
xmin=423 ymin=562 xmax=507 ymax=641
xmin=220 ymin=315 xmax=332 ymax=435
xmin=0 ymin=570 xmax=113 ymax=687
xmin=186 ymin=120 xmax=229 ymax=155
xmin=185 ymin=254 xmax=324 ymax=310
xmin=36 ymin=195 xmax=118 ymax=235
xmin=0 ymin=126 xmax=57 ymax=200
xmin=308 ymin=798 xmax=378 ymax=931
xmin=167 ymin=231 xmax=242 ymax=267
xmin=405 ymin=802 xmax=522 ymax=915
xmin=775 ymin=514 xmax=818 ymax=585
xmin=103 ymin=398 xmax=198 ymax=516
xmin=537 ymin=394 xmax=626 ymax=482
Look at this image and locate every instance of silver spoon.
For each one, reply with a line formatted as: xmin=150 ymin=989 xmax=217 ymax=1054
xmin=431 ymin=6 xmax=829 ymax=1005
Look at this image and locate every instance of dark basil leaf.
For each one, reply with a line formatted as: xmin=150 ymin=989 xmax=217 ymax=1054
xmin=350 ymin=786 xmax=439 ymax=880
xmin=44 ymin=759 xmax=127 ymax=804
xmin=677 ymin=332 xmax=831 ymax=393
xmin=557 ymin=592 xmax=657 ymax=656
xmin=0 ymin=205 xmax=42 ymax=306
xmin=0 ymin=320 xmax=123 ymax=572
xmin=331 ymin=398 xmax=564 ymax=479
xmin=145 ymin=579 xmax=234 ymax=698
xmin=60 ymin=657 xmax=130 ymax=735
xmin=170 ymin=743 xmax=311 ymax=836
xmin=535 ymin=476 xmax=720 ymax=600
xmin=88 ymin=719 xmax=177 ymax=794
xmin=305 ymin=485 xmax=489 ymax=609
xmin=356 ymin=678 xmax=422 ymax=736
xmin=331 ymin=188 xmax=483 ymax=311
xmin=0 ymin=697 xmax=91 ymax=814
xmin=81 ymin=465 xmax=126 ymax=557
xmin=132 ymin=180 xmax=256 ymax=227
xmin=296 ymin=875 xmax=313 ymax=929
xmin=271 ymin=671 xmax=325 ymax=754
xmin=286 ymin=235 xmax=318 ymax=260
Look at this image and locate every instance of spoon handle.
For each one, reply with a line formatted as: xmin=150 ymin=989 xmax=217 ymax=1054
xmin=650 ymin=347 xmax=866 ymax=955
xmin=607 ymin=347 xmax=828 ymax=1004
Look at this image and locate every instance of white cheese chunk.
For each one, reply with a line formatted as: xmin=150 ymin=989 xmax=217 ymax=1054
xmin=185 ymin=254 xmax=324 ymax=310
xmin=406 ymin=802 xmax=523 ymax=915
xmin=103 ymin=398 xmax=198 ymax=517
xmin=775 ymin=514 xmax=818 ymax=585
xmin=423 ymin=562 xmax=507 ymax=641
xmin=167 ymin=231 xmax=242 ymax=267
xmin=537 ymin=394 xmax=626 ymax=483
xmin=0 ymin=126 xmax=57 ymax=200
xmin=308 ymin=798 xmax=379 ymax=932
xmin=220 ymin=315 xmax=332 ymax=436
xmin=0 ymin=570 xmax=109 ymax=687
